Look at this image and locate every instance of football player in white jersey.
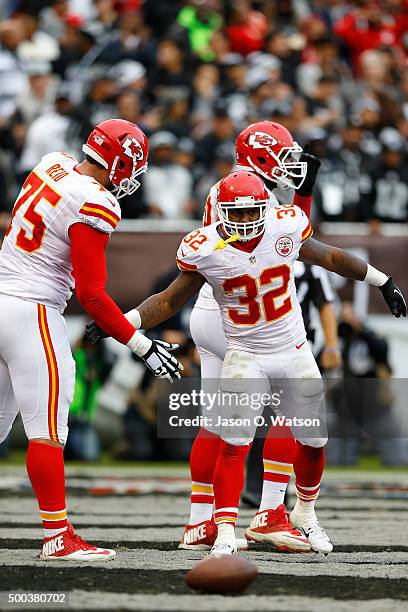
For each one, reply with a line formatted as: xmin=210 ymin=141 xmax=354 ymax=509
xmin=180 ymin=122 xmax=341 ymax=554
xmin=183 ymin=122 xmax=325 ymax=553
xmin=88 ymin=170 xmax=406 ymax=555
xmin=0 ymin=119 xmax=182 ymax=561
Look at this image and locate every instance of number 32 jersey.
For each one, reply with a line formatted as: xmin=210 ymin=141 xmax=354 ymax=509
xmin=0 ymin=152 xmax=121 ymax=312
xmin=177 ymin=206 xmax=313 ymax=354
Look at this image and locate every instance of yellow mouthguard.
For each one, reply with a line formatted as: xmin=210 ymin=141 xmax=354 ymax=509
xmin=212 ymin=234 xmax=241 ymax=251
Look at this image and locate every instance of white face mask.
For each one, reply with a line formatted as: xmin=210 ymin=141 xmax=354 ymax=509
xmin=245 ymin=141 xmax=307 ymax=190
xmin=109 ymin=159 xmax=148 ymax=199
xmin=217 ymin=199 xmax=270 ymax=241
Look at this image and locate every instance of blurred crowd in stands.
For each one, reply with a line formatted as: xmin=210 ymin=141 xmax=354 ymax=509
xmin=0 ymin=0 xmax=408 ymax=232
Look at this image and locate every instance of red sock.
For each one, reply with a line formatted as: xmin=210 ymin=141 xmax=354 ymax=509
xmin=213 ymin=441 xmax=251 ymax=526
xmin=259 ymin=424 xmax=296 ymax=510
xmin=26 ymin=441 xmax=68 ymax=537
xmin=189 ymin=428 xmax=221 ymax=525
xmin=293 ymin=441 xmax=325 ymax=503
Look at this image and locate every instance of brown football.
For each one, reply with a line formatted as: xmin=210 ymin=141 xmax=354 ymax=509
xmin=184 ymin=554 xmax=258 ymax=594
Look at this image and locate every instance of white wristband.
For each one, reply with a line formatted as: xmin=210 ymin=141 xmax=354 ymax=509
xmin=126 ymin=330 xmax=151 ymax=357
xmin=125 ymin=308 xmax=142 ymax=329
xmin=364 ymin=264 xmax=388 ymax=287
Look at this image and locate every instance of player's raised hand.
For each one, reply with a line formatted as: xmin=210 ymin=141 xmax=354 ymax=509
xmin=140 ymin=339 xmax=183 ymax=383
xmin=379 ymin=277 xmax=407 ymax=318
xmin=297 ymin=142 xmax=321 ymax=197
xmin=85 ymin=320 xmax=107 ymax=343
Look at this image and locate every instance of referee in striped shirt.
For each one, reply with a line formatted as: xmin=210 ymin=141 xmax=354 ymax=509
xmin=294 ymin=260 xmax=342 ymax=370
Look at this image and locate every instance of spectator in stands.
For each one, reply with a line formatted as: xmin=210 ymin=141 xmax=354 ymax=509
xmin=77 ymin=74 xmax=118 ymax=126
xmin=96 ymin=9 xmax=156 ymax=67
xmin=148 ymin=37 xmax=192 ymax=105
xmin=161 ymin=95 xmax=191 ymax=139
xmin=15 ymin=60 xmax=57 ymax=125
xmin=0 ymin=18 xmax=26 ymax=121
xmin=225 ymin=0 xmax=268 ymax=56
xmin=190 ymin=61 xmax=220 ymax=131
xmin=15 ymin=9 xmax=60 ymax=63
xmin=143 ymin=131 xmax=195 ymax=219
xmin=18 ymin=88 xmax=88 ymax=180
xmin=39 ymin=0 xmax=72 ymax=40
xmin=195 ymin=143 xmax=234 ymax=216
xmin=313 ymin=122 xmax=374 ymax=221
xmin=366 ymin=128 xmax=408 ymax=231
xmin=305 ymin=74 xmax=344 ymax=130
xmin=265 ymin=29 xmax=300 ymax=90
xmin=297 ymin=35 xmax=352 ymax=97
xmin=195 ymin=102 xmax=235 ymax=169
xmin=334 ymin=0 xmax=408 ymax=71
xmin=177 ymin=0 xmax=222 ymax=61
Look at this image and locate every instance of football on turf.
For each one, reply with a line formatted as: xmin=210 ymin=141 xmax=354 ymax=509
xmin=184 ymin=554 xmax=258 ymax=594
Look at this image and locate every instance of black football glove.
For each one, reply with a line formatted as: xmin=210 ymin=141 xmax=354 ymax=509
xmin=140 ymin=339 xmax=183 ymax=383
xmin=297 ymin=142 xmax=321 ymax=198
xmin=85 ymin=320 xmax=107 ymax=344
xmin=379 ymin=277 xmax=407 ymax=318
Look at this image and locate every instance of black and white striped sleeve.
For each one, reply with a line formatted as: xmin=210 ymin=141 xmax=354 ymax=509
xmin=309 ymin=265 xmax=334 ymax=309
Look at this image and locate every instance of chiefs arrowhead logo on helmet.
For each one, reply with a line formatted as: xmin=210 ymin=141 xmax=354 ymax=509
xmin=122 ymin=137 xmax=144 ymax=162
xmin=248 ymin=131 xmax=278 ymax=149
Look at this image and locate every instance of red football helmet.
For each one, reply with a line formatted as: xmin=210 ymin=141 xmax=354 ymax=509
xmin=235 ymin=121 xmax=307 ymax=190
xmin=82 ymin=119 xmax=148 ymax=199
xmin=216 ymin=171 xmax=270 ymax=240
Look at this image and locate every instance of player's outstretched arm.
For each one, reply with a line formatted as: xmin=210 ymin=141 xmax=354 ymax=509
xmin=299 ymin=238 xmax=407 ymax=318
xmin=70 ymin=223 xmax=184 ymax=382
xmin=136 ymin=271 xmax=205 ymax=329
xmin=86 ymin=270 xmax=205 ymax=342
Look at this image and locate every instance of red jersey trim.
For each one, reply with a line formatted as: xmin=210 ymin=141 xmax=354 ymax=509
xmin=176 ymin=258 xmax=198 ymax=272
xmin=80 ymin=203 xmax=120 ymax=229
xmin=301 ymin=222 xmax=313 ymax=242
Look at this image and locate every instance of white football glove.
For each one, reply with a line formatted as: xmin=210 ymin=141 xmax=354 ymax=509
xmin=139 ymin=339 xmax=183 ymax=383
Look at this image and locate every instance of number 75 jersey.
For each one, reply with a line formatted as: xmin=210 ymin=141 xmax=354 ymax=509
xmin=177 ymin=206 xmax=313 ymax=354
xmin=0 ymin=152 xmax=121 ymax=312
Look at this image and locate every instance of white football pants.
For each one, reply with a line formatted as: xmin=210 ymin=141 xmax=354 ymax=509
xmin=0 ymin=294 xmax=75 ymax=445
xmin=190 ymin=304 xmax=327 ymax=447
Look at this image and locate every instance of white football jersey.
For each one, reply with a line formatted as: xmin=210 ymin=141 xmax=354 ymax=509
xmin=0 ymin=152 xmax=121 ymax=312
xmin=196 ymin=179 xmax=281 ymax=309
xmin=177 ymin=205 xmax=313 ymax=354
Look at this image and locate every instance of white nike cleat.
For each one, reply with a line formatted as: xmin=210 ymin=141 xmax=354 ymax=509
xmin=210 ymin=523 xmax=237 ymax=555
xmin=290 ymin=508 xmax=333 ymax=554
xmin=210 ymin=542 xmax=237 ymax=556
xmin=40 ymin=524 xmax=116 ymax=561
